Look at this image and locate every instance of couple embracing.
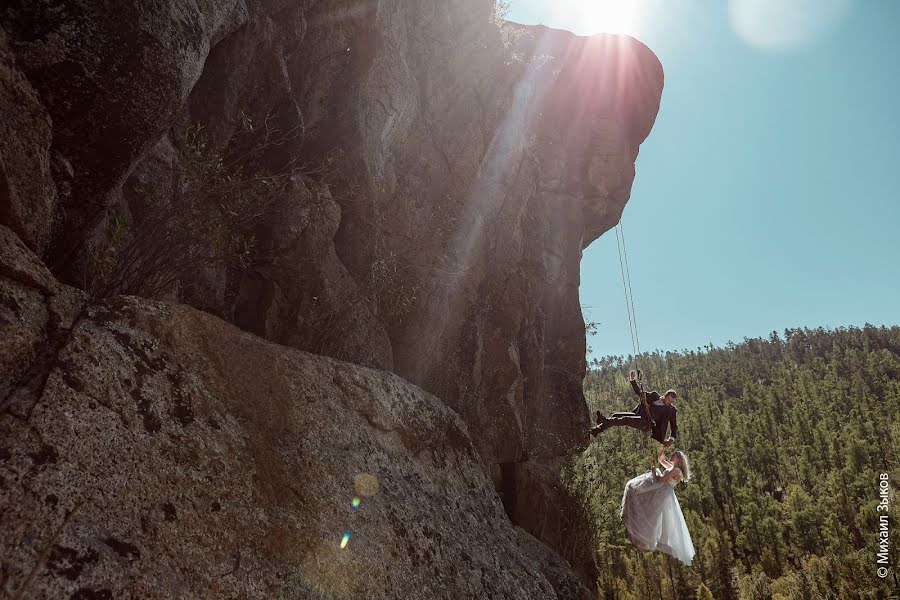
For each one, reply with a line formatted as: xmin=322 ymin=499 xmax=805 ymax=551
xmin=590 ymin=371 xmax=695 ymax=565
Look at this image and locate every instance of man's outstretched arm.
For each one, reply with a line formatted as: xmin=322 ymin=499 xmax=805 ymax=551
xmin=630 ymin=378 xmax=642 ymax=397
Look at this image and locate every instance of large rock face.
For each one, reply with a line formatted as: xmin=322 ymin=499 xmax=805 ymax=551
xmin=0 ymin=27 xmax=58 ymax=257
xmin=288 ymin=7 xmax=663 ymax=474
xmin=1 ymin=227 xmax=570 ymax=598
xmin=1 ymin=0 xmax=249 ymax=264
xmin=0 ymin=1 xmax=663 ymax=595
xmin=0 ymin=0 xmax=662 ymax=470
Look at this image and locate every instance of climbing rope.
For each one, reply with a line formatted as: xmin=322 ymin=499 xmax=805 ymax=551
xmin=615 ymin=220 xmax=642 ymax=373
xmin=615 ymin=220 xmax=654 ymax=446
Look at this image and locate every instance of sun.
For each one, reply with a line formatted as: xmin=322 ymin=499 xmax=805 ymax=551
xmin=559 ymin=0 xmax=644 ymax=37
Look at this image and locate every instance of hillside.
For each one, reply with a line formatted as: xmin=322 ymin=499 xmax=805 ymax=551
xmin=569 ymin=326 xmax=900 ymax=599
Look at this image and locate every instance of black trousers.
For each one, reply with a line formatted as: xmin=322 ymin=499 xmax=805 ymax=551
xmin=605 ymin=403 xmax=675 ymax=443
xmin=606 ymin=405 xmax=650 ymax=431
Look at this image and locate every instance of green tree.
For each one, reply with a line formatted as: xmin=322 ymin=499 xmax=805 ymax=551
xmin=572 ymin=326 xmax=900 ymax=598
xmin=697 ymin=582 xmax=714 ymax=600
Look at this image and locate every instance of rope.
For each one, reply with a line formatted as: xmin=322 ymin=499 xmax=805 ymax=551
xmin=615 ymin=221 xmax=641 ymax=373
xmin=615 ymin=224 xmax=637 ymax=367
xmin=619 ymin=222 xmax=642 ymax=360
xmin=619 ymin=220 xmax=681 ymax=413
xmin=615 ymin=219 xmax=651 ymax=449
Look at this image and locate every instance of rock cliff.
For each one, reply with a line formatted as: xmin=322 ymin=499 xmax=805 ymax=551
xmin=1 ymin=225 xmax=584 ymax=597
xmin=1 ymin=1 xmax=662 ymax=596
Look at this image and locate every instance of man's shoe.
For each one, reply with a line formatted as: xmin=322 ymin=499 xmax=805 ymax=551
xmin=590 ymin=414 xmax=609 ymax=437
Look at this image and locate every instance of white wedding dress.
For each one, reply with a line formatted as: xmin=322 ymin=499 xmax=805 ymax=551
xmin=620 ymin=467 xmax=695 ymax=565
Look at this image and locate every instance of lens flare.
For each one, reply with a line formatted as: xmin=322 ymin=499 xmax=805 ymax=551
xmin=729 ymin=0 xmax=850 ymax=51
xmin=340 ymin=531 xmax=351 ymax=549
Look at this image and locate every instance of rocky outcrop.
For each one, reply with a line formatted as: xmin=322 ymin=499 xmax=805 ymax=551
xmin=503 ymin=460 xmax=599 ymax=587
xmin=0 ymin=30 xmax=56 ymax=255
xmin=1 ymin=228 xmax=565 ymax=598
xmin=1 ymin=0 xmax=249 ymax=267
xmin=517 ymin=528 xmax=594 ymax=600
xmin=288 ymin=7 xmax=664 ymax=474
xmin=233 ymin=175 xmax=394 ymax=370
xmin=0 ymin=1 xmax=663 ymax=595
xmin=0 ymin=225 xmax=86 ymax=416
xmin=0 ymin=0 xmax=662 ymax=472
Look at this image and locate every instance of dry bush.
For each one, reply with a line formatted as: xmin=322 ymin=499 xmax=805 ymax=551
xmin=86 ymin=118 xmax=293 ymax=301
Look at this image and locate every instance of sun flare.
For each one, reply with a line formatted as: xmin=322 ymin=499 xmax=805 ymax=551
xmin=558 ymin=0 xmax=644 ymax=36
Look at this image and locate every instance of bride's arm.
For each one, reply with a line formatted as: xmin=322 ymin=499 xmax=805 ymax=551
xmin=657 ymin=449 xmax=673 ymax=470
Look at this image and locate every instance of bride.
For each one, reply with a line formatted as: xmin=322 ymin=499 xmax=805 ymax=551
xmin=620 ymin=448 xmax=695 ymax=565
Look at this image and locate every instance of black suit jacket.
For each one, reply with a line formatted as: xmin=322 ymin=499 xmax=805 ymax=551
xmin=630 ymin=379 xmax=678 ymax=443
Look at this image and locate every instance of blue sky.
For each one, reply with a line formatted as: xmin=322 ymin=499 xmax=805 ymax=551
xmin=507 ymin=0 xmax=900 ymax=359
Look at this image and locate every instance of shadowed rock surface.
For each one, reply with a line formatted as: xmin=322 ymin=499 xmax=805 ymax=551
xmin=1 ymin=229 xmax=563 ymax=598
xmin=0 ymin=0 xmax=663 ymax=595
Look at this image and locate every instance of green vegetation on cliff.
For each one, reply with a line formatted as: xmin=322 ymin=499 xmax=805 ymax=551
xmin=568 ymin=325 xmax=900 ymax=599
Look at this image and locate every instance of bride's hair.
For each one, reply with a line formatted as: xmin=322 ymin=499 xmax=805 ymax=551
xmin=672 ymin=451 xmax=691 ymax=482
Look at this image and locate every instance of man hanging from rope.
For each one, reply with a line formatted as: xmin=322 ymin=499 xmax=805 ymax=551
xmin=590 ymin=370 xmax=678 ymax=448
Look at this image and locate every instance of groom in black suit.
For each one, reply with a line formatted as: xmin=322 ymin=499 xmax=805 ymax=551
xmin=590 ymin=372 xmax=678 ymax=447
